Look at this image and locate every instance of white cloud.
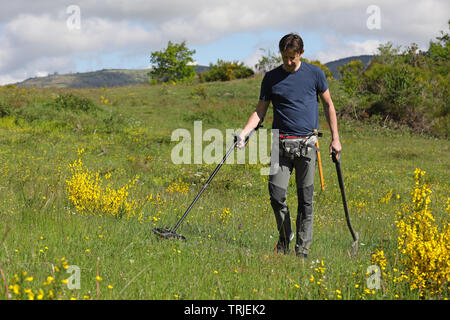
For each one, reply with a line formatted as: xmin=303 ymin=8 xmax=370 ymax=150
xmin=243 ymin=49 xmax=267 ymax=71
xmin=4 ymin=14 xmax=157 ymax=54
xmin=314 ymin=37 xmax=382 ymax=63
xmin=0 ymin=74 xmax=25 ymax=86
xmin=0 ymin=13 xmax=161 ymax=84
xmin=0 ymin=0 xmax=448 ymax=84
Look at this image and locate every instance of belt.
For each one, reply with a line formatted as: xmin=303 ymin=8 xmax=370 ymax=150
xmin=279 ymin=131 xmax=322 ymax=140
xmin=279 ymin=134 xmax=308 ymax=139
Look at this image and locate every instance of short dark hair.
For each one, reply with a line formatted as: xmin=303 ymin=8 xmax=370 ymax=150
xmin=279 ymin=33 xmax=304 ymax=54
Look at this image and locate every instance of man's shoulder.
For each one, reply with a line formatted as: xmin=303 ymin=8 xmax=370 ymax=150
xmin=262 ymin=65 xmax=285 ymax=84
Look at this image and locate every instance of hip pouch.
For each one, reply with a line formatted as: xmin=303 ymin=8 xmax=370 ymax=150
xmin=280 ymin=135 xmax=318 ymax=160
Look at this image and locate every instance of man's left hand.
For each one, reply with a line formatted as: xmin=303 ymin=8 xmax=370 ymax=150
xmin=329 ymin=139 xmax=342 ymax=156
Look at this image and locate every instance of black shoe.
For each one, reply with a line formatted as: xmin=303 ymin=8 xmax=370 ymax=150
xmin=296 ymin=252 xmax=308 ymax=258
xmin=276 ymin=240 xmax=289 ymax=254
xmin=276 ymin=232 xmax=294 ymax=254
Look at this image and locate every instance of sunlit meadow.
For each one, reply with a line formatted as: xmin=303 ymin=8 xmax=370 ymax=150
xmin=0 ymin=77 xmax=448 ymax=300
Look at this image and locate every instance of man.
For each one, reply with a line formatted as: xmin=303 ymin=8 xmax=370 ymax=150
xmin=237 ymin=33 xmax=342 ymax=258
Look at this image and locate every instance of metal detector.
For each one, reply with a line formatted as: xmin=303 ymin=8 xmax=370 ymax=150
xmin=152 ymin=120 xmax=263 ymax=241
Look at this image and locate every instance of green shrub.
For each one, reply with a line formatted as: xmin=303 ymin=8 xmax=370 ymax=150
xmin=365 ymin=63 xmax=423 ymax=105
xmin=360 ymin=63 xmax=391 ymax=94
xmin=363 ymin=62 xmax=426 ymax=131
xmin=337 ymin=60 xmax=364 ymax=96
xmin=199 ymin=60 xmax=254 ymax=82
xmin=190 ymin=85 xmax=208 ymax=99
xmin=50 ymin=93 xmax=97 ymax=113
xmin=0 ymin=100 xmax=12 ymax=117
xmin=335 ymin=23 xmax=450 ymax=137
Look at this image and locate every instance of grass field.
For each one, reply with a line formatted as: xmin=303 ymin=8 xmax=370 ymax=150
xmin=0 ymin=75 xmax=448 ymax=300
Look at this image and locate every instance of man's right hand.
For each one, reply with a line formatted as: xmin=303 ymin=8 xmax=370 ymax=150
xmin=236 ymin=132 xmax=246 ymax=149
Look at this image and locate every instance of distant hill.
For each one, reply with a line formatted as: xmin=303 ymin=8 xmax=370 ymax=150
xmin=15 ymin=69 xmax=149 ymax=88
xmin=324 ymin=55 xmax=374 ymax=79
xmin=12 ymin=56 xmax=374 ymax=88
xmin=15 ymin=66 xmax=210 ymax=88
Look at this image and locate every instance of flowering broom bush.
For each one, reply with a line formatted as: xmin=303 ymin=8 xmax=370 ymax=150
xmin=8 ymin=257 xmax=73 ymax=300
xmin=395 ymin=168 xmax=450 ymax=298
xmin=165 ymin=178 xmax=190 ymax=195
xmin=65 ymin=151 xmax=142 ymax=220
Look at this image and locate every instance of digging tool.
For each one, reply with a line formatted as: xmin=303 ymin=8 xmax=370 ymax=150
xmin=316 ymin=140 xmax=325 ymax=191
xmin=152 ymin=119 xmax=264 ymax=241
xmin=331 ymin=151 xmax=358 ymax=256
xmin=314 ymin=130 xmax=325 ymax=191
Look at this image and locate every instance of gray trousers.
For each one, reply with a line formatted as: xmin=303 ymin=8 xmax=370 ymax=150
xmin=268 ymin=142 xmax=316 ymax=255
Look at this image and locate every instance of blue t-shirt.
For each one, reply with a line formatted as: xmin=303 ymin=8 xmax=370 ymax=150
xmin=259 ymin=62 xmax=328 ymax=136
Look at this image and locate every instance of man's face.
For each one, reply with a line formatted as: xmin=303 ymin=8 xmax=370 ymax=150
xmin=281 ymin=49 xmax=302 ymax=73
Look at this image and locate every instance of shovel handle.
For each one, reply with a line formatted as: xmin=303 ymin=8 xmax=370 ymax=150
xmin=331 ymin=151 xmax=341 ymax=164
xmin=331 ymin=150 xmax=358 ymax=245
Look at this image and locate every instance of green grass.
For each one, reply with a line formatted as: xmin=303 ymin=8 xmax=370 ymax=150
xmin=0 ymin=77 xmax=448 ymax=300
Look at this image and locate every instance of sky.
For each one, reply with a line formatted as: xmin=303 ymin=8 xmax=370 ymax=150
xmin=0 ymin=0 xmax=448 ymax=85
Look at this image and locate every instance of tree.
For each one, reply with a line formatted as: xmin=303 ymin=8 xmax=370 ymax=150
xmin=370 ymin=42 xmax=401 ymax=66
xmin=426 ymin=20 xmax=449 ymax=73
xmin=254 ymin=49 xmax=282 ymax=73
xmin=149 ymin=41 xmax=196 ymax=84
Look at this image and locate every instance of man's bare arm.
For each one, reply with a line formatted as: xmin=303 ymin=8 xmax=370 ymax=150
xmin=319 ymin=89 xmax=342 ymax=155
xmin=237 ymin=100 xmax=270 ymax=147
xmin=240 ymin=100 xmax=270 ymax=137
